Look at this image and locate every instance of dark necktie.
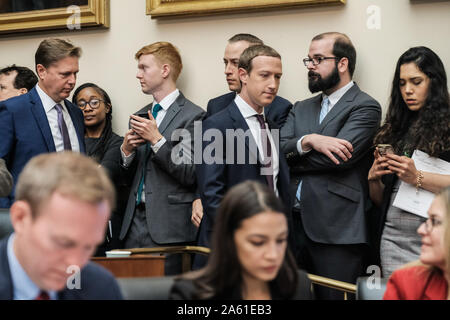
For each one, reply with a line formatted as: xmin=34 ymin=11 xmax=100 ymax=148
xmin=54 ymin=103 xmax=72 ymax=151
xmin=255 ymin=114 xmax=274 ymax=191
xmin=136 ymin=103 xmax=163 ymax=205
xmin=35 ymin=291 xmax=50 ymax=300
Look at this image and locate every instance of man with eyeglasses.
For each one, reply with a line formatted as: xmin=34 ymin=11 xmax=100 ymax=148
xmin=280 ymin=32 xmax=381 ymax=300
xmin=0 ymin=39 xmax=85 ymax=208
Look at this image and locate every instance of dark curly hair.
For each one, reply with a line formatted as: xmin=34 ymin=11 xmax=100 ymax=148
xmin=374 ymin=46 xmax=450 ymax=157
xmin=72 ymin=82 xmax=113 ymax=163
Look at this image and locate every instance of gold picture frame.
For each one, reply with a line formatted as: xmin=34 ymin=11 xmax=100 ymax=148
xmin=0 ymin=0 xmax=109 ymax=35
xmin=147 ymin=0 xmax=346 ymax=19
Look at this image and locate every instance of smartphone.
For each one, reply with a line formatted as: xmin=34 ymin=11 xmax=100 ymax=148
xmin=377 ymin=144 xmax=394 ymax=156
xmin=135 ymin=112 xmax=150 ymax=120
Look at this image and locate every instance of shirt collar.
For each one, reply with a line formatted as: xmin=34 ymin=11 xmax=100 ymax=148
xmin=322 ymin=80 xmax=354 ymax=109
xmin=153 ymin=89 xmax=180 ymax=111
xmin=235 ymin=94 xmax=266 ymax=121
xmin=7 ymin=234 xmax=57 ymax=300
xmin=36 ymin=83 xmax=66 ymax=113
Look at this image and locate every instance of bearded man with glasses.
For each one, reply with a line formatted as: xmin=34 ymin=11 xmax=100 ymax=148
xmin=280 ymin=32 xmax=381 ymax=300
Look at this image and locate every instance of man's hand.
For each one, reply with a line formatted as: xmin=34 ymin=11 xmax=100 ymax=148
xmin=191 ymin=198 xmax=203 ymax=228
xmin=121 ymin=129 xmax=145 ymax=156
xmin=302 ymin=133 xmax=353 ymax=165
xmin=130 ymin=111 xmax=163 ymax=146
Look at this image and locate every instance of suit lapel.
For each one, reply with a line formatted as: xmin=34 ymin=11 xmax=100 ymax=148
xmin=318 ymin=84 xmax=360 ymax=130
xmin=0 ymin=239 xmax=14 ymax=300
xmin=29 ymin=88 xmax=56 ymax=152
xmin=158 ymin=92 xmax=184 ymax=134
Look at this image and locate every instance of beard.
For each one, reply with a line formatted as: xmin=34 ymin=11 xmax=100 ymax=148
xmin=308 ymin=64 xmax=340 ymax=93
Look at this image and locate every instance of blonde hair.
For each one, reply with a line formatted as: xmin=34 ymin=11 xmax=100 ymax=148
xmin=15 ymin=152 xmax=115 ymax=218
xmin=135 ymin=41 xmax=183 ymax=81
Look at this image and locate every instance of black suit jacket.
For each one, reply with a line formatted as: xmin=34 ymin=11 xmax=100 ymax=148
xmin=0 ymin=237 xmax=122 ymax=300
xmin=196 ymin=102 xmax=293 ymax=249
xmin=169 ymin=269 xmax=313 ymax=300
xmin=280 ymin=84 xmax=381 ymax=245
xmin=206 ymin=92 xmax=292 ymax=127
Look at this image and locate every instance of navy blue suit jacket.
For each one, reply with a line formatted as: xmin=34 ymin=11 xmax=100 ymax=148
xmin=0 ymin=238 xmax=122 ymax=300
xmin=0 ymin=87 xmax=85 ymax=208
xmin=206 ymin=92 xmax=292 ymax=127
xmin=196 ymin=102 xmax=293 ymax=251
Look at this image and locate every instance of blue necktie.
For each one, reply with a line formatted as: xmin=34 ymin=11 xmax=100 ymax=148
xmin=296 ymin=97 xmax=330 ymax=202
xmin=136 ymin=103 xmax=163 ymax=205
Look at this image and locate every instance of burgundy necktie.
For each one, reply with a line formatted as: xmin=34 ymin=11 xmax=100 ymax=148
xmin=255 ymin=114 xmax=274 ymax=191
xmin=35 ymin=290 xmax=50 ymax=300
xmin=54 ymin=103 xmax=72 ymax=151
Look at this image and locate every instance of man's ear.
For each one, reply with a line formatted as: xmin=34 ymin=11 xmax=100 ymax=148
xmin=238 ymin=67 xmax=248 ymax=86
xmin=161 ymin=64 xmax=171 ymax=79
xmin=18 ymin=88 xmax=28 ymax=95
xmin=36 ymin=64 xmax=46 ymax=80
xmin=10 ymin=201 xmax=33 ymax=235
xmin=337 ymin=57 xmax=349 ymax=74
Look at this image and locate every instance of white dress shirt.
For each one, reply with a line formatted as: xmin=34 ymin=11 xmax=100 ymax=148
xmin=36 ymin=84 xmax=80 ymax=152
xmin=235 ymin=94 xmax=280 ymax=195
xmin=297 ymin=81 xmax=355 ymax=155
xmin=121 ymin=89 xmax=180 ymax=203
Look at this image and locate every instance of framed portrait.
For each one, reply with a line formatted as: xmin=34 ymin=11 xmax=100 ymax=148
xmin=0 ymin=0 xmax=109 ymax=35
xmin=147 ymin=0 xmax=346 ymax=19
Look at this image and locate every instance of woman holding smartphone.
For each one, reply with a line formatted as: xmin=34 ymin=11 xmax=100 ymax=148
xmin=368 ymin=47 xmax=450 ymax=277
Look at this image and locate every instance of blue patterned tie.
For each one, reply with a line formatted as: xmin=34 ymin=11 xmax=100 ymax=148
xmin=296 ymin=96 xmax=330 ymax=201
xmin=54 ymin=103 xmax=72 ymax=151
xmin=136 ymin=103 xmax=163 ymax=205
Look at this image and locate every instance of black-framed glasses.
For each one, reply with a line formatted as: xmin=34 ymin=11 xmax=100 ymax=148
xmin=303 ymin=56 xmax=340 ymax=66
xmin=423 ymin=216 xmax=443 ymax=233
xmin=77 ymin=99 xmax=103 ymax=110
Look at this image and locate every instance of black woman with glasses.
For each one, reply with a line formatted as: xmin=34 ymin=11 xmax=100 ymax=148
xmin=72 ymin=82 xmax=126 ymax=255
xmin=369 ymin=47 xmax=450 ymax=279
xmin=384 ymin=186 xmax=450 ymax=300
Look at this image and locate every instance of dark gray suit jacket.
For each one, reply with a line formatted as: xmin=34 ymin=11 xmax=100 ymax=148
xmin=0 ymin=159 xmax=12 ymax=198
xmin=120 ymin=92 xmax=205 ymax=245
xmin=280 ymin=84 xmax=381 ymax=245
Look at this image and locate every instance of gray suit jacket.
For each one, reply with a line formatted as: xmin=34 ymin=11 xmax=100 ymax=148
xmin=280 ymin=84 xmax=381 ymax=245
xmin=0 ymin=160 xmax=12 ymax=198
xmin=120 ymin=92 xmax=205 ymax=245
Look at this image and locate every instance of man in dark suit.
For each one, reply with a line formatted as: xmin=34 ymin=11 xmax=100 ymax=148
xmin=194 ymin=45 xmax=294 ymax=269
xmin=280 ymin=32 xmax=381 ymax=299
xmin=119 ymin=42 xmax=205 ymax=275
xmin=191 ymin=34 xmax=293 ymax=231
xmin=0 ymin=152 xmax=122 ymax=300
xmin=0 ymin=39 xmax=86 ymax=208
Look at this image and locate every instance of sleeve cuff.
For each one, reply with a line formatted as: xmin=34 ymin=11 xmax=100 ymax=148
xmin=297 ymin=135 xmax=312 ymax=155
xmin=151 ymin=137 xmax=166 ymax=154
xmin=121 ymin=146 xmax=136 ymax=167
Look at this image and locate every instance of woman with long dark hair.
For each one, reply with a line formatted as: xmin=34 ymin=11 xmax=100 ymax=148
xmin=72 ymin=83 xmax=125 ymax=255
xmin=369 ymin=47 xmax=450 ymax=277
xmin=170 ymin=180 xmax=312 ymax=300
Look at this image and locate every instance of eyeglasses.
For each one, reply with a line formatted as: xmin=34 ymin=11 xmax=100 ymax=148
xmin=302 ymin=57 xmax=340 ymax=66
xmin=77 ymin=99 xmax=103 ymax=110
xmin=422 ymin=216 xmax=443 ymax=233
